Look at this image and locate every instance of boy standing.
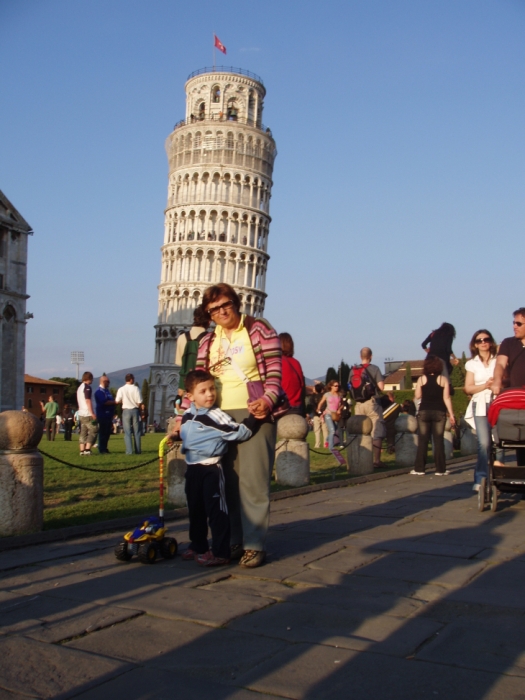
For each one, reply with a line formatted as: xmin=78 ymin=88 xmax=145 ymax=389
xmin=180 ymin=369 xmax=253 ymax=566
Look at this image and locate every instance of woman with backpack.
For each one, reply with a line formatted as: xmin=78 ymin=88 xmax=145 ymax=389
xmin=279 ymin=332 xmax=305 ymax=416
xmin=317 ymin=380 xmax=342 ymax=450
xmin=196 ymin=283 xmax=282 ymax=569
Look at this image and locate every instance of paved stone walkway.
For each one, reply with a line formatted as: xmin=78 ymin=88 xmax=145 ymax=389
xmin=2 ymin=459 xmax=525 ymax=699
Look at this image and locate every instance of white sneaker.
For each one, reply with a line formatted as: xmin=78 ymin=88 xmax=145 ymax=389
xmin=435 ymin=471 xmax=450 ymax=476
xmin=410 ymin=470 xmax=425 ymax=476
xmin=472 ymin=483 xmax=480 ymax=492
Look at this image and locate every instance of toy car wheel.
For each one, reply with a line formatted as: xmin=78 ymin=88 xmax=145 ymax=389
xmin=114 ymin=542 xmax=132 ymax=561
xmin=138 ymin=542 xmax=158 ymax=564
xmin=478 ymin=477 xmax=486 ymax=512
xmin=160 ymin=537 xmax=178 ymax=559
xmin=490 ymin=485 xmax=498 ymax=512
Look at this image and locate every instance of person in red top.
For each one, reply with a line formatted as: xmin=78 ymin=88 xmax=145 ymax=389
xmin=279 ymin=333 xmax=305 ymax=415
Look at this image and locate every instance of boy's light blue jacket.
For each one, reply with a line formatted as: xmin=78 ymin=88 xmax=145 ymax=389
xmin=180 ymin=404 xmax=252 ymax=464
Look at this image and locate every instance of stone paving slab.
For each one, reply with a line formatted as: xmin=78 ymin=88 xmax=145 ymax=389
xmin=230 ymin=601 xmax=443 ymax=656
xmin=68 ymin=614 xmax=288 ymax=683
xmin=305 ymin=546 xmax=384 ymax=573
xmin=352 ymin=551 xmax=487 ymax=588
xmin=416 ymin=614 xmax=525 ymax=677
xmin=72 ymin=666 xmax=280 ymax=700
xmin=235 ymin=642 xmax=523 ymax=700
xmin=447 ymin=558 xmax=525 ymax=609
xmin=0 ymin=635 xmax=132 ymax=699
xmin=358 ymin=537 xmax=484 ymax=559
xmin=199 ymin=576 xmax=311 ymax=602
xmin=0 ymin=594 xmax=142 ymax=643
xmin=288 ymin=514 xmax=399 ymax=535
xmin=113 ymin=584 xmax=275 ymax=627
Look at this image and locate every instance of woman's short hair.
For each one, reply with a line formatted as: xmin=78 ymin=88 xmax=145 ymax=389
xmin=469 ymin=329 xmax=497 ymax=358
xmin=279 ymin=332 xmax=294 ymax=357
xmin=202 ymin=283 xmax=241 ymax=318
xmin=193 ymin=304 xmax=209 ymax=328
xmin=423 ymin=354 xmax=444 ymax=375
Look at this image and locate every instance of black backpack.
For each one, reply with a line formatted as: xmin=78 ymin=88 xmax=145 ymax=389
xmin=349 ymin=364 xmax=376 ymax=403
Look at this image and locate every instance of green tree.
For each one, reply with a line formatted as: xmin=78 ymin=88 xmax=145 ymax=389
xmin=325 ymin=367 xmax=337 ymax=384
xmin=404 ymin=363 xmax=412 ymax=390
xmin=450 ymin=351 xmax=467 ymax=387
xmin=50 ymin=377 xmax=79 ymax=405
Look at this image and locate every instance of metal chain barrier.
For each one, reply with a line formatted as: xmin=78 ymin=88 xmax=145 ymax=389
xmin=38 ymin=442 xmax=180 ymax=474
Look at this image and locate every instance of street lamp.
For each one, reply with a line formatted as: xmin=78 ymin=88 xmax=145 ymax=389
xmin=71 ymin=351 xmax=84 ymax=380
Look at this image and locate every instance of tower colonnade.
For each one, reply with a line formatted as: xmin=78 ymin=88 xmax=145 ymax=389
xmin=150 ymin=67 xmax=277 ymax=426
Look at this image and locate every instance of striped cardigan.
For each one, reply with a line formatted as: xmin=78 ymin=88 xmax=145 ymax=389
xmin=196 ymin=315 xmax=282 ymax=411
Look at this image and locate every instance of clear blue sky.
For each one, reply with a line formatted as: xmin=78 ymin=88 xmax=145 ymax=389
xmin=2 ymin=0 xmax=524 ymax=380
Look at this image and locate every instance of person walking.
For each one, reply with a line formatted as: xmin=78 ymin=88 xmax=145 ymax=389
xmin=349 ymin=348 xmax=386 ymax=468
xmin=43 ymin=395 xmax=59 ymax=441
xmin=411 ymin=355 xmax=456 ymax=475
xmin=317 ymin=380 xmax=342 ymax=450
xmin=464 ymin=329 xmax=504 ymax=492
xmin=116 ymin=374 xmax=143 ymax=455
xmin=95 ymin=374 xmax=116 ymax=454
xmin=309 ymin=384 xmax=328 ymax=448
xmin=196 ymin=283 xmax=282 ymax=569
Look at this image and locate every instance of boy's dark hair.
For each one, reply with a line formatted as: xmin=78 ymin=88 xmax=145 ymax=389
xmin=185 ymin=369 xmax=214 ymax=394
xmin=81 ymin=371 xmax=93 ymax=382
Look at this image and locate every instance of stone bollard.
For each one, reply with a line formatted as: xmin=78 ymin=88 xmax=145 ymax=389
xmin=394 ymin=414 xmax=418 ymax=468
xmin=166 ymin=442 xmax=187 ymax=508
xmin=0 ymin=410 xmax=44 ymax=537
xmin=460 ymin=417 xmax=478 ymax=457
xmin=275 ymin=414 xmax=310 ymax=487
xmin=346 ymin=415 xmax=373 ymax=476
xmin=443 ymin=418 xmax=454 ymax=460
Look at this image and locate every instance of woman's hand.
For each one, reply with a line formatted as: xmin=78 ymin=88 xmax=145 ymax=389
xmin=247 ymin=398 xmax=270 ymax=419
xmin=449 ymin=414 xmax=456 ymax=426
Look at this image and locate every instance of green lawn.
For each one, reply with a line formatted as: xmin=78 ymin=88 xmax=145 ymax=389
xmin=40 ymin=424 xmax=460 ymax=530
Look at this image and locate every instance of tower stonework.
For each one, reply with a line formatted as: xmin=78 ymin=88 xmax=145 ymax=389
xmin=149 ymin=67 xmax=277 ymax=427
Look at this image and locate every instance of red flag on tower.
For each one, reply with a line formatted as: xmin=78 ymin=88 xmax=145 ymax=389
xmin=214 ymin=35 xmax=227 ymax=54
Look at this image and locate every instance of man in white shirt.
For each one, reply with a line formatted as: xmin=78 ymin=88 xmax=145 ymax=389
xmin=76 ymin=372 xmax=98 ymax=456
xmin=116 ymin=373 xmax=143 ymax=455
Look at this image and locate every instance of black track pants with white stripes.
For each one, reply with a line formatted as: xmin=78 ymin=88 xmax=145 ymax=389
xmin=185 ymin=462 xmax=231 ymax=559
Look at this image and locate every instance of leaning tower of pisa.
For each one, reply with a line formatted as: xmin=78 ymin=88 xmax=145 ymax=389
xmin=149 ymin=66 xmax=277 ymax=426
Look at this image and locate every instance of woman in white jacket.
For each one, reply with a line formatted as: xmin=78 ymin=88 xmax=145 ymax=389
xmin=464 ymin=329 xmax=504 ymax=492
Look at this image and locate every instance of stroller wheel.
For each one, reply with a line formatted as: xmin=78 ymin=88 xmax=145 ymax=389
xmin=478 ymin=477 xmax=486 ymax=512
xmin=490 ymin=485 xmax=498 ymax=512
xmin=114 ymin=542 xmax=132 ymax=561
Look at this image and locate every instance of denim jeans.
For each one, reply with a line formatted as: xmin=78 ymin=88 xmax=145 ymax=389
xmin=324 ymin=414 xmax=336 ymax=450
xmin=473 ymin=402 xmax=504 ymax=485
xmin=415 ymin=409 xmax=447 ymax=473
xmin=122 ymin=408 xmax=141 ymax=454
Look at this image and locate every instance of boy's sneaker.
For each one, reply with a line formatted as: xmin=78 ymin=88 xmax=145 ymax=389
xmin=435 ymin=471 xmax=450 ymax=476
xmin=196 ymin=551 xmax=230 ymax=567
xmin=82 ymin=450 xmax=92 ymax=456
xmin=410 ymin=470 xmax=425 ymax=476
xmin=181 ymin=548 xmax=197 ymax=561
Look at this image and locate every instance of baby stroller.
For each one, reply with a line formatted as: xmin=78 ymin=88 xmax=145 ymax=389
xmin=479 ymin=389 xmax=525 ymax=512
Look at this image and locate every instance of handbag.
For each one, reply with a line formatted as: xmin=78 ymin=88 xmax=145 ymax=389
xmin=330 ymin=410 xmax=341 ymax=422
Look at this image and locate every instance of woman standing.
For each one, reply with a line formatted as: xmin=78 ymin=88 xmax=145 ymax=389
xmin=421 ymin=322 xmax=459 ymax=380
xmin=412 ymin=355 xmax=456 ymax=475
xmin=196 ymin=283 xmax=281 ymax=569
xmin=62 ymin=403 xmax=74 ymax=441
xmin=317 ymin=380 xmax=342 ymax=450
xmin=464 ymin=329 xmax=504 ymax=491
xmin=279 ymin=332 xmax=305 ymax=415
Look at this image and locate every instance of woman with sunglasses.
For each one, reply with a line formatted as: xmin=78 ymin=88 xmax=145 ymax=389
xmin=464 ymin=329 xmax=504 ymax=491
xmin=317 ymin=380 xmax=342 ymax=450
xmin=196 ymin=283 xmax=281 ymax=569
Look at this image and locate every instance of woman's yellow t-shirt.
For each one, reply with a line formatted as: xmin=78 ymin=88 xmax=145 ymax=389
xmin=209 ymin=315 xmax=260 ymax=410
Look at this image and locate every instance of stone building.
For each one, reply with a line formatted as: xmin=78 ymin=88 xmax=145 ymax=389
xmin=0 ymin=191 xmax=32 ymax=412
xmin=24 ymin=375 xmax=68 ymax=418
xmin=149 ymin=67 xmax=277 ymax=426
